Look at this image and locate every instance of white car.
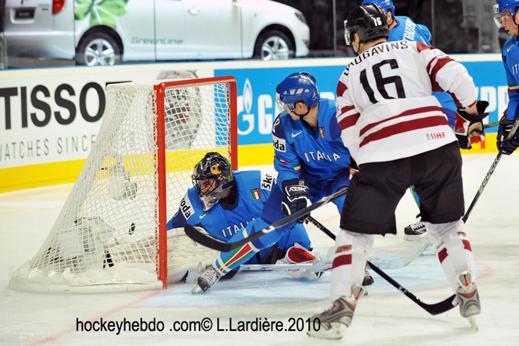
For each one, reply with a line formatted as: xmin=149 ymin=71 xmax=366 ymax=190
xmin=3 ymin=0 xmax=310 ymax=67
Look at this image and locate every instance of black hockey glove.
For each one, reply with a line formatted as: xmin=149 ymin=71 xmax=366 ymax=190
xmin=281 ymin=179 xmax=311 ymax=223
xmin=455 ymin=101 xmax=489 ymax=149
xmin=497 ymin=116 xmax=519 ymax=155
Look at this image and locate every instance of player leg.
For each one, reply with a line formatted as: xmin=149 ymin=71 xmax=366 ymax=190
xmin=404 ymin=92 xmax=460 ymax=241
xmin=414 ymin=142 xmax=480 ymax=326
xmin=308 ymin=160 xmax=408 ymax=340
xmin=192 ymin=218 xmax=274 ymax=293
xmin=403 ymin=186 xmax=428 ymax=239
xmin=326 ymin=175 xmax=374 ymax=287
xmin=193 ymin=184 xmax=297 ymax=293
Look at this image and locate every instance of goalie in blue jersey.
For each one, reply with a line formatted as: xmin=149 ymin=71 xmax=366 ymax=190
xmin=168 ymin=152 xmax=322 ymax=293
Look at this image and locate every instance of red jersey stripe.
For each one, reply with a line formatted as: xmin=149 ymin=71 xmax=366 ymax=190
xmin=340 ymin=105 xmax=356 ymax=115
xmin=339 ymin=113 xmax=360 ymax=130
xmin=336 ymin=81 xmax=347 ymax=97
xmin=359 ymin=115 xmax=449 ymax=147
xmin=430 ymin=57 xmax=454 ymax=88
xmin=359 ymin=106 xmax=444 ymax=137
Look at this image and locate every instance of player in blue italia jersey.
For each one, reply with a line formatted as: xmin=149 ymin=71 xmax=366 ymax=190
xmin=273 ymin=72 xmax=374 ymax=285
xmin=168 ymin=152 xmax=321 ymax=293
xmin=494 ymin=0 xmax=519 ymax=155
xmin=361 ymin=0 xmax=431 ymax=45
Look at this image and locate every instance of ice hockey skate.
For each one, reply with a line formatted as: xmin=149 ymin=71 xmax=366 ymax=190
xmin=404 ymin=221 xmax=427 ymax=240
xmin=362 ymin=267 xmax=374 ymax=286
xmin=307 ymin=284 xmax=366 ymax=340
xmin=192 ymin=264 xmax=222 ymax=294
xmin=456 ymin=271 xmax=481 ymax=330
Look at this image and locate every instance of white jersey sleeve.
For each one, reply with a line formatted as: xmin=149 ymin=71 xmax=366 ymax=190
xmin=416 ymin=42 xmax=476 ymax=109
xmin=336 ymin=40 xmax=477 ymax=165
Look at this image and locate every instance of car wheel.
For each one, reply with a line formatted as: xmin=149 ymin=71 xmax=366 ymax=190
xmin=254 ymin=30 xmax=294 ymax=61
xmin=76 ymin=32 xmax=122 ymax=66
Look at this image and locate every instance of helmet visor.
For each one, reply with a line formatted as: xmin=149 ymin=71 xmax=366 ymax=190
xmin=344 ymin=20 xmax=353 ymax=46
xmin=494 ymin=4 xmax=514 ymax=28
xmin=275 ymin=93 xmax=297 ymax=112
xmin=193 ymin=177 xmax=221 ymax=211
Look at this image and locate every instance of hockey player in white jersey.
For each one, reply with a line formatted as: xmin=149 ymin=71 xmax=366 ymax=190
xmin=361 ymin=0 xmax=486 ymax=240
xmin=308 ymin=4 xmax=484 ymax=339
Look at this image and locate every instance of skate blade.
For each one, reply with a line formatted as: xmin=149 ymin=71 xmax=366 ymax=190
xmin=191 ymin=285 xmax=205 ymax=295
xmin=467 ymin=316 xmax=479 ymax=331
xmin=404 ymin=234 xmax=426 ymax=241
xmin=307 ymin=323 xmax=346 ymax=340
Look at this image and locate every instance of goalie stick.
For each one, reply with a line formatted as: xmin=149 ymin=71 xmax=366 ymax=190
xmin=463 ymin=116 xmax=519 ymax=222
xmin=306 ymin=216 xmax=457 ymax=316
xmin=240 ymin=260 xmax=332 ymax=273
xmin=184 ymin=187 xmax=348 ymax=252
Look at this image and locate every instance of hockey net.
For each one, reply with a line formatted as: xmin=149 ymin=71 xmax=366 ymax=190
xmin=9 ymin=76 xmax=237 ymax=293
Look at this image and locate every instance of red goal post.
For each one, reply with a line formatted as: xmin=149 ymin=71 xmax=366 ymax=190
xmin=154 ymin=76 xmax=238 ymax=288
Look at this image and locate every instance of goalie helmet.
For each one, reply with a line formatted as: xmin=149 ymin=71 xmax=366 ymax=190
xmin=361 ymin=0 xmax=395 ymax=15
xmin=494 ymin=0 xmax=519 ymax=27
xmin=192 ymin=152 xmax=234 ymax=211
xmin=344 ymin=4 xmax=389 ymax=47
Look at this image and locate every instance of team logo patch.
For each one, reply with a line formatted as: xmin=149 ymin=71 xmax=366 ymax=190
xmin=251 ymin=188 xmax=261 ymax=200
xmin=261 ymin=172 xmax=274 ymax=191
xmin=179 ymin=195 xmax=194 ymax=220
xmin=273 ymin=134 xmax=286 ymax=152
xmin=319 ymin=128 xmax=325 ymax=138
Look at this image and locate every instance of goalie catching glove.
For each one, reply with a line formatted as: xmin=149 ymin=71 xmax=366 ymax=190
xmin=281 ymin=179 xmax=311 ymax=222
xmin=455 ymin=101 xmax=489 ymax=149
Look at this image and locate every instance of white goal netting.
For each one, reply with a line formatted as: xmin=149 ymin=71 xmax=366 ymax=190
xmin=9 ymin=77 xmax=237 ymax=293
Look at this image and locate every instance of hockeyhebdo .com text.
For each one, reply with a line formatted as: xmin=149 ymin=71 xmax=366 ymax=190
xmin=75 ymin=316 xmax=321 ymax=334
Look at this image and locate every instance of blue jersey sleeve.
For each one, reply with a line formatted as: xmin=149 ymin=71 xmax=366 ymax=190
xmin=416 ymin=24 xmax=432 ymax=45
xmin=272 ymin=114 xmax=301 ymax=186
xmin=503 ymin=38 xmax=519 ymax=121
xmin=389 ymin=16 xmax=432 ymax=45
xmin=166 ymin=191 xmax=199 ymax=230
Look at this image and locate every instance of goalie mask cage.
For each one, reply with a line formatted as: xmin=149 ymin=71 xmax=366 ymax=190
xmin=9 ymin=76 xmax=238 ymax=293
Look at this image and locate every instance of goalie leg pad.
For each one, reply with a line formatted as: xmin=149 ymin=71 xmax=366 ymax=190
xmin=281 ymin=243 xmax=322 ymax=280
xmin=330 ymin=230 xmax=373 ymax=302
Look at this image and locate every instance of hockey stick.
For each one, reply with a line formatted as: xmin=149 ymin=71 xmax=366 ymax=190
xmin=240 ymin=260 xmax=332 ymax=273
xmin=306 ymin=216 xmax=457 ymax=315
xmin=463 ymin=116 xmax=519 ymax=222
xmin=184 ymin=187 xmax=349 ymax=252
xmin=306 ymin=216 xmax=430 ymax=269
xmin=484 ymin=120 xmax=499 ymax=129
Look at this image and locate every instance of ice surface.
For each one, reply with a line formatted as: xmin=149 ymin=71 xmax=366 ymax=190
xmin=1 ymin=154 xmax=518 ymax=345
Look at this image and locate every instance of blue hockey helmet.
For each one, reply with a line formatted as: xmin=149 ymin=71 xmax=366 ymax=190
xmin=361 ymin=0 xmax=395 ymax=15
xmin=276 ymin=72 xmax=320 ymax=112
xmin=494 ymin=0 xmax=519 ymax=27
